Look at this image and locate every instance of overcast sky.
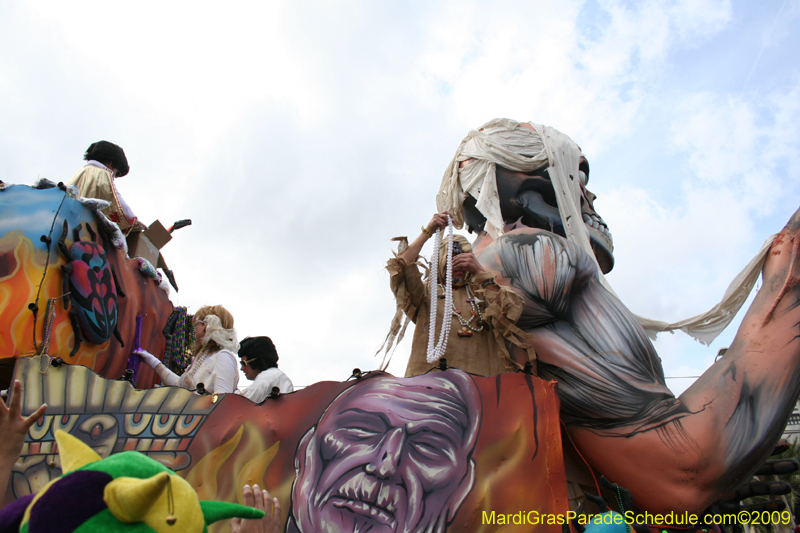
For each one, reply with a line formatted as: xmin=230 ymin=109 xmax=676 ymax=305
xmin=2 ymin=0 xmax=798 ymax=394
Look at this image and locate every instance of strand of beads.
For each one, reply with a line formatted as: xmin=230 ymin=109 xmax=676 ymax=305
xmin=426 ymin=216 xmax=454 ymax=363
xmin=426 ymin=224 xmax=441 ymax=362
xmin=173 ymin=309 xmax=193 ymax=374
xmin=39 ymin=298 xmax=58 ymax=356
xmin=442 ymin=284 xmax=485 ymax=336
xmin=165 ymin=308 xmax=192 ymax=374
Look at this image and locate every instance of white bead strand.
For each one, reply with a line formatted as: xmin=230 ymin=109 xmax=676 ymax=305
xmin=426 ymin=216 xmax=454 ymax=363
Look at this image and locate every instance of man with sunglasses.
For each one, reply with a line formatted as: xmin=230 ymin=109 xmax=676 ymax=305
xmin=236 ymin=336 xmax=294 ymax=403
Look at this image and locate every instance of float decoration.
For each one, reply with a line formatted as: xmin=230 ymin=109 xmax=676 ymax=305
xmin=437 ymin=118 xmax=800 ymax=515
xmin=10 ymin=355 xmax=569 ymax=533
xmin=0 ymin=430 xmax=263 ymax=532
xmin=57 ymin=220 xmax=124 ymax=355
xmin=0 ymin=183 xmax=174 ymax=389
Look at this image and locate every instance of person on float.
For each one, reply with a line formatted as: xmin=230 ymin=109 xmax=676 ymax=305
xmin=386 ymin=211 xmax=535 ymax=377
xmin=67 ymin=141 xmax=143 ymax=235
xmin=134 ymin=305 xmax=239 ymax=394
xmin=236 ymin=336 xmax=294 ymax=403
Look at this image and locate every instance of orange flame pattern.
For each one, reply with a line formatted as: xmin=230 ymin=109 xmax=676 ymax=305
xmin=0 ymin=213 xmax=174 ymax=388
xmin=13 ymin=356 xmax=569 ymax=533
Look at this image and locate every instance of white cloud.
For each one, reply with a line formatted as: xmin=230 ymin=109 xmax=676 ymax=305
xmin=668 ymin=91 xmax=800 ymax=217
xmin=1 ymin=0 xmax=797 ymax=400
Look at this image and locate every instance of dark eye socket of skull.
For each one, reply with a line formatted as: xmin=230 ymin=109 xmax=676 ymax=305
xmin=579 ymin=160 xmax=590 ymax=183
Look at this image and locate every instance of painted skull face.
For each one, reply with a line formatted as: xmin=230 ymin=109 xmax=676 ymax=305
xmin=463 ymin=155 xmax=615 ymax=274
xmin=290 ymin=371 xmax=481 ymax=533
xmin=502 ymin=158 xmax=613 ymax=273
xmin=455 ymin=121 xmax=615 ymax=274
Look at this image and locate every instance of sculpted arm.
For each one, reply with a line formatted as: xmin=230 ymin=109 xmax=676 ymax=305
xmin=478 ymin=228 xmax=681 ymax=429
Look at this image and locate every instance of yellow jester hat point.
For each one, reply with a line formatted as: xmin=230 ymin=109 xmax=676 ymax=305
xmin=14 ymin=430 xmax=264 ymax=533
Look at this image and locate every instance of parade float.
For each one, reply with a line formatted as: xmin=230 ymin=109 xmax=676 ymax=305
xmin=2 ymin=119 xmax=800 ymax=533
xmin=0 ymin=179 xmax=181 ymax=392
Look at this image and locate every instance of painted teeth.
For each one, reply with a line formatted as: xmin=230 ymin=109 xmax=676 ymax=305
xmin=583 ymin=213 xmax=606 ymax=231
xmin=583 ymin=213 xmax=612 ymax=242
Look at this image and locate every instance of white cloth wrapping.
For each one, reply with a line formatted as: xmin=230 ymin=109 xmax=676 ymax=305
xmin=436 ymin=118 xmax=777 ymax=345
xmin=438 ymin=118 xmax=548 ymax=239
xmin=634 ymin=234 xmax=776 ymax=344
xmin=237 ymin=368 xmax=294 ymax=403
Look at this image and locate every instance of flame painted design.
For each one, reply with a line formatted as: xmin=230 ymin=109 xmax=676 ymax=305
xmin=0 ymin=230 xmax=66 ymax=358
xmin=12 ymin=356 xmax=569 ymax=533
xmin=0 ymin=185 xmax=174 ymax=388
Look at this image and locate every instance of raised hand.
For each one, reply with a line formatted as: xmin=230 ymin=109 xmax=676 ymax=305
xmin=0 ymin=380 xmax=47 ymax=491
xmin=230 ymin=484 xmax=282 ymax=533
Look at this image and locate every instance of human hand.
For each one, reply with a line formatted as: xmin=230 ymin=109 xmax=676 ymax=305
xmin=452 ymin=252 xmax=485 ymax=279
xmin=230 ymin=484 xmax=282 ymax=533
xmin=425 ymin=211 xmax=452 ymax=236
xmin=132 ymin=219 xmax=148 ymax=232
xmin=133 ymin=349 xmax=160 ymax=369
xmin=0 ymin=380 xmax=46 ymax=475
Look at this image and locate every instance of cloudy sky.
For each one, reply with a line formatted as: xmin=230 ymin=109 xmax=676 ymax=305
xmin=1 ymin=0 xmax=798 ymax=394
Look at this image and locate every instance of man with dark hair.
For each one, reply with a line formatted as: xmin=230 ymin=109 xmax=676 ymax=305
xmin=84 ymin=140 xmax=130 ymax=177
xmin=67 ymin=140 xmax=141 ymax=234
xmin=236 ymin=336 xmax=293 ymax=402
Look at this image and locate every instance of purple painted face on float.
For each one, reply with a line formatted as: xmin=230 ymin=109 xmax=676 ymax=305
xmin=290 ymin=372 xmax=481 ymax=533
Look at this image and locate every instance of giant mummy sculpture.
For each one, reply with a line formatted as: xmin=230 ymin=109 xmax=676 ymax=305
xmin=436 ymin=118 xmax=800 ymax=514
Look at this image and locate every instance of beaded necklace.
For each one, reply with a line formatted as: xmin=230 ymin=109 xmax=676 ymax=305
xmin=185 ymin=350 xmax=211 ymax=382
xmin=426 ymin=217 xmax=454 ymax=363
xmin=38 ymin=298 xmax=58 ymax=355
xmin=164 ymin=308 xmax=193 ymax=375
xmin=438 ymin=283 xmax=485 ymax=337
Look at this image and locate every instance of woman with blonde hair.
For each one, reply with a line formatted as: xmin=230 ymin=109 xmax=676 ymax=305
xmin=135 ymin=305 xmax=239 ymax=394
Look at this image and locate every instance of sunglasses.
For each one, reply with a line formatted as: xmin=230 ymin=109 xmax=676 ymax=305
xmin=240 ymin=357 xmax=257 ymax=368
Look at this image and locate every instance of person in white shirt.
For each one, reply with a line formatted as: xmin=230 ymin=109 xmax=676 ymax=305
xmin=135 ymin=305 xmax=239 ymax=394
xmin=236 ymin=336 xmax=293 ymax=403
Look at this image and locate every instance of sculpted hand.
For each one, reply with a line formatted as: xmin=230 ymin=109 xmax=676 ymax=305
xmin=230 ymin=484 xmax=282 ymax=533
xmin=452 ymin=252 xmax=485 ymax=279
xmin=133 ymin=349 xmax=160 ymax=369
